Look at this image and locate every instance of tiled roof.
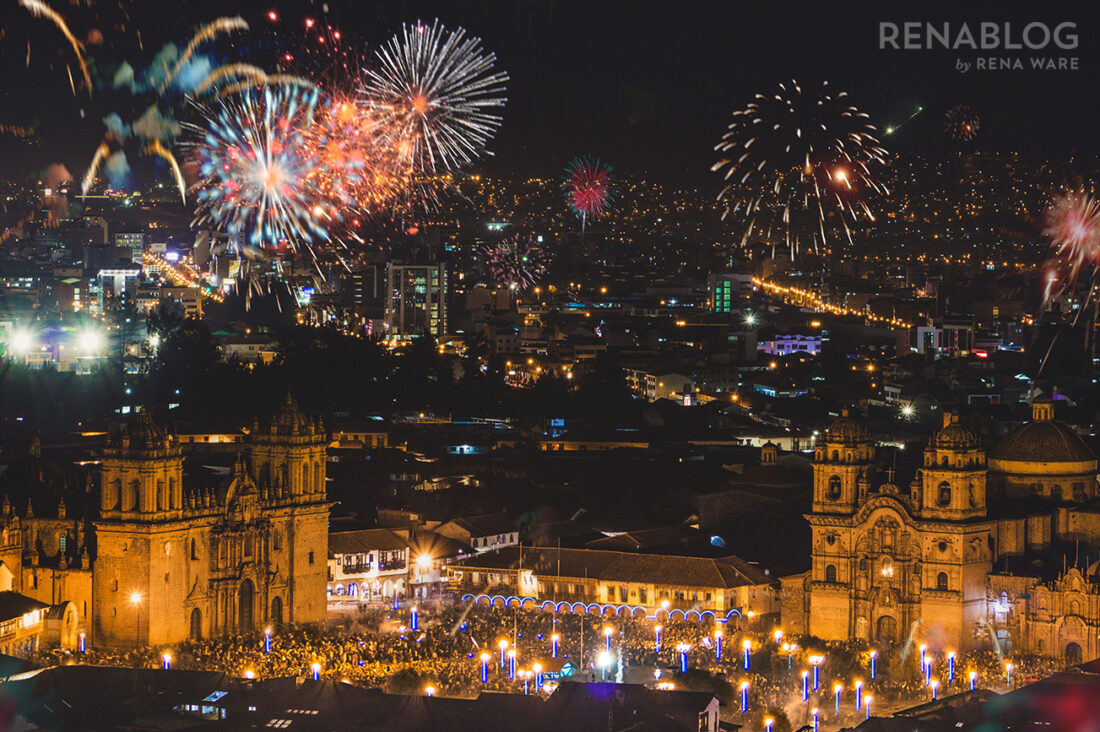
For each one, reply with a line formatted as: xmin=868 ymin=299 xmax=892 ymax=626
xmin=450 ymin=547 xmax=773 ymax=588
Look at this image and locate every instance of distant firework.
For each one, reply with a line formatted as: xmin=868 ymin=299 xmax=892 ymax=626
xmin=361 ymin=19 xmax=509 ymax=177
xmin=188 ymin=84 xmax=334 ymax=250
xmin=711 ymin=79 xmax=888 ymax=258
xmin=563 ymin=156 xmax=615 ymax=233
xmin=1041 ymin=187 xmax=1100 ymax=302
xmin=482 ymin=234 xmax=549 ymax=291
xmin=944 ymin=105 xmax=980 ymax=141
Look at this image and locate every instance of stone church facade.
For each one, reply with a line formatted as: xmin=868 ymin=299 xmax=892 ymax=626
xmin=782 ymin=400 xmax=1100 ymax=662
xmin=0 ymin=396 xmax=329 ymax=648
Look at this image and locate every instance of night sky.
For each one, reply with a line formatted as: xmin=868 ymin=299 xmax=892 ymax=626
xmin=1 ymin=0 xmax=1096 ymax=187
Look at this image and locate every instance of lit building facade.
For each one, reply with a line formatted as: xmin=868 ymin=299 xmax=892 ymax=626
xmin=89 ymin=397 xmax=330 ymax=647
xmin=385 ymin=263 xmax=448 ymax=336
xmin=782 ymin=400 xmax=1100 ymax=661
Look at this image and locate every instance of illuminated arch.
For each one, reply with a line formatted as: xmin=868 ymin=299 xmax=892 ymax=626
xmin=724 ymin=609 xmax=743 ymax=622
xmin=491 ymin=595 xmax=506 ymax=608
xmin=670 ymin=609 xmax=685 ymax=621
xmin=521 ymin=597 xmax=537 ymax=609
xmin=700 ymin=610 xmax=716 ymax=622
xmin=686 ymin=610 xmax=700 ymax=622
xmin=631 ymin=606 xmax=648 ymax=618
xmin=586 ymin=603 xmax=602 ymax=615
xmin=461 ymin=593 xmax=476 ymax=603
xmin=540 ymin=600 xmax=556 ymax=611
xmin=570 ymin=602 xmax=586 ymax=613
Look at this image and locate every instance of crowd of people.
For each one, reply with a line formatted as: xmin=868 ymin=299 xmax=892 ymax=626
xmin=32 ymin=601 xmax=1072 ymax=726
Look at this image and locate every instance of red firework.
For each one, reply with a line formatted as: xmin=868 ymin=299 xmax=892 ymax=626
xmin=1041 ymin=187 xmax=1100 ymax=301
xmin=563 ymin=156 xmax=614 ymax=231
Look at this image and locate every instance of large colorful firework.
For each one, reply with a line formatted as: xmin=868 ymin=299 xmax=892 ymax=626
xmin=944 ymin=104 xmax=980 ymax=142
xmin=360 ymin=19 xmax=509 ymax=177
xmin=1041 ymin=187 xmax=1100 ymax=302
xmin=303 ymin=95 xmax=410 ymax=215
xmin=563 ymin=156 xmax=615 ymax=235
xmin=188 ymin=84 xmax=334 ymax=250
xmin=711 ymin=79 xmax=889 ymax=258
xmin=482 ymin=233 xmax=549 ymax=292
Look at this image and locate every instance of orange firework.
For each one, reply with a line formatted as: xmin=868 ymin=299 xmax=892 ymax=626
xmin=304 ymin=95 xmax=411 ymax=216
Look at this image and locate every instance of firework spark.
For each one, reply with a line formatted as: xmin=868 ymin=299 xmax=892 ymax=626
xmin=563 ymin=156 xmax=615 ymax=234
xmin=81 ymin=142 xmax=111 ymax=195
xmin=145 ymin=139 xmax=186 ymax=203
xmin=160 ymin=16 xmax=249 ymax=92
xmin=945 ymin=104 xmax=980 ymax=141
xmin=188 ymin=84 xmax=333 ymax=250
xmin=1041 ymin=188 xmax=1100 ymax=302
xmin=712 ymin=79 xmax=889 ymax=258
xmin=19 ymin=0 xmax=93 ymax=96
xmin=361 ymin=19 xmax=508 ymax=177
xmin=482 ymin=233 xmax=549 ymax=291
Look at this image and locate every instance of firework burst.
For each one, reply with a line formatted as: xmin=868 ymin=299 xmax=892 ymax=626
xmin=944 ymin=104 xmax=980 ymax=141
xmin=360 ymin=19 xmax=509 ymax=177
xmin=563 ymin=156 xmax=615 ymax=234
xmin=188 ymin=84 xmax=334 ymax=250
xmin=1041 ymin=187 xmax=1100 ymax=302
xmin=482 ymin=233 xmax=549 ymax=291
xmin=712 ymin=79 xmax=889 ymax=258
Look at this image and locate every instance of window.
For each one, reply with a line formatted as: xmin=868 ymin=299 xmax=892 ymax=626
xmin=825 ymin=564 xmax=837 ymax=583
xmin=827 ymin=475 xmax=842 ymax=500
xmin=308 ymin=551 xmax=315 ymax=565
xmin=191 ymin=539 xmax=198 ymax=560
xmin=936 ymin=572 xmax=948 ymax=591
xmin=58 ymin=533 xmax=67 ymax=554
xmin=937 ymin=482 xmax=952 ymax=507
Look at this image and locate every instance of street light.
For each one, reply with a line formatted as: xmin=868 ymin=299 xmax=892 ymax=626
xmin=499 ymin=639 xmax=509 ymax=668
xmin=8 ymin=327 xmax=34 ymax=355
xmin=714 ymin=629 xmax=723 ymax=661
xmin=424 ymin=685 xmax=436 ymax=697
xmin=739 ymin=681 xmax=749 ymax=713
xmin=969 ymin=670 xmax=978 ymax=691
xmin=551 ymin=633 xmax=560 ymax=658
xmin=603 ymin=626 xmax=613 ymax=653
xmin=864 ymin=695 xmax=873 ymax=721
xmin=654 ymin=624 xmax=662 ymax=653
xmin=598 ymin=651 xmax=612 ymax=681
xmin=834 ymin=683 xmax=844 ymax=713
xmin=311 ymin=662 xmax=321 ymax=680
xmin=742 ymin=639 xmax=752 ymax=670
xmin=161 ymin=653 xmax=172 ymax=670
xmin=129 ymin=592 xmax=142 ymax=648
xmin=480 ymin=653 xmax=491 ymax=683
xmin=930 ymin=679 xmax=940 ymax=700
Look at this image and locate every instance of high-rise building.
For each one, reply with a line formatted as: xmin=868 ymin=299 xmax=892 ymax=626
xmin=707 ymin=273 xmax=754 ymax=314
xmin=385 ymin=263 xmax=448 ymax=336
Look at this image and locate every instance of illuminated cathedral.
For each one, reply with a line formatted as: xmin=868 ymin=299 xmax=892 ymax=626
xmin=0 ymin=396 xmax=330 ymax=648
xmin=782 ymin=399 xmax=1100 ymax=663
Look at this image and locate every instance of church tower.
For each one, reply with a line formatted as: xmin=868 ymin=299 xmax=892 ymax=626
xmin=812 ymin=410 xmax=875 ymax=514
xmin=93 ymin=412 xmax=189 ymax=647
xmin=917 ymin=414 xmax=987 ymax=521
xmin=248 ymin=395 xmax=329 ymax=628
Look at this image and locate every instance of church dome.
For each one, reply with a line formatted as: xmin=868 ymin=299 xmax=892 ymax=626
xmin=989 ymin=400 xmax=1096 ymax=467
xmin=270 ymin=394 xmax=312 ymax=435
xmin=825 ymin=412 xmax=868 ymax=444
xmin=120 ymin=411 xmax=169 ymax=451
xmin=932 ymin=420 xmax=978 ymax=450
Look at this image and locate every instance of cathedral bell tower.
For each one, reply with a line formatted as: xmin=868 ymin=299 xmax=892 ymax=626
xmin=813 ymin=410 xmax=875 ymax=514
xmin=917 ymin=414 xmax=987 ymax=521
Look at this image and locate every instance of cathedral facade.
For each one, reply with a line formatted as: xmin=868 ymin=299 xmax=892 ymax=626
xmin=0 ymin=396 xmax=330 ymax=648
xmin=782 ymin=400 xmax=1100 ymax=662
